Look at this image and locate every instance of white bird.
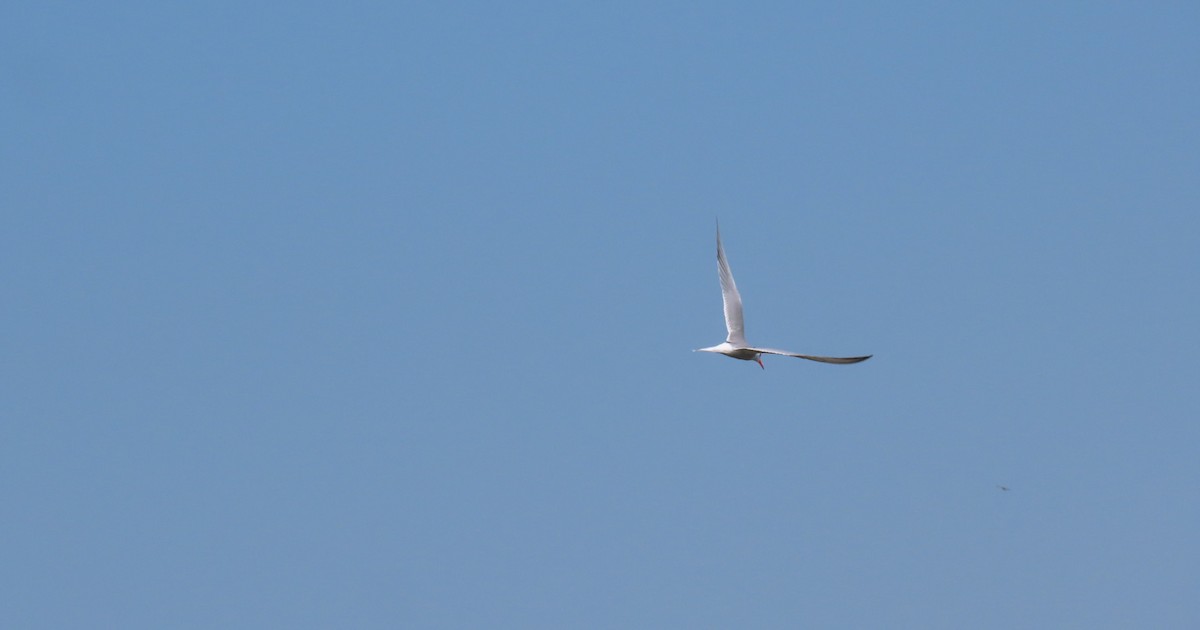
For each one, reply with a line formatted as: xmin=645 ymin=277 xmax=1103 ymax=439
xmin=696 ymin=223 xmax=872 ymax=369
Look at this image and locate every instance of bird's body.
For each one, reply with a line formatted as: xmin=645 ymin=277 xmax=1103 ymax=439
xmin=696 ymin=223 xmax=871 ymax=369
xmin=698 ymin=342 xmax=762 ymax=362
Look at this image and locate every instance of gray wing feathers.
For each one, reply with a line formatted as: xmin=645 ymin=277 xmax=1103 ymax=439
xmin=716 ymin=226 xmax=746 ymax=344
xmin=748 ymin=347 xmax=873 ymax=364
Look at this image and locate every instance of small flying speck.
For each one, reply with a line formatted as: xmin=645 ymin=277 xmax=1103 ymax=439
xmin=996 ymin=485 xmax=1010 ymax=492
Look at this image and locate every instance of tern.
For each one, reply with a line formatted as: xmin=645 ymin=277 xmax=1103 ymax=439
xmin=696 ymin=223 xmax=872 ymax=369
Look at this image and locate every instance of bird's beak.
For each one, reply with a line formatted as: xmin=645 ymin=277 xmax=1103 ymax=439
xmin=755 ymin=356 xmax=764 ymax=370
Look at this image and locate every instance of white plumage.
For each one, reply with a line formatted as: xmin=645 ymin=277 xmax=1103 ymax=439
xmin=696 ymin=223 xmax=872 ymax=369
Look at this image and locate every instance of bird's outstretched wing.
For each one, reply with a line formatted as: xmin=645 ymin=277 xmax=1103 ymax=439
xmin=716 ymin=224 xmax=746 ymax=345
xmin=747 ymin=347 xmax=872 ymax=364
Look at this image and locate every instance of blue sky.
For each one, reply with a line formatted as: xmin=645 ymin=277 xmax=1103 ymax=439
xmin=3 ymin=2 xmax=1198 ymax=628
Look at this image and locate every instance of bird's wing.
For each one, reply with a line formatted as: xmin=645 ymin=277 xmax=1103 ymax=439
xmin=747 ymin=347 xmax=872 ymax=364
xmin=716 ymin=224 xmax=746 ymax=345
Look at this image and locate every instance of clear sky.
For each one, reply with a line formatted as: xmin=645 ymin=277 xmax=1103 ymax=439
xmin=3 ymin=2 xmax=1199 ymax=628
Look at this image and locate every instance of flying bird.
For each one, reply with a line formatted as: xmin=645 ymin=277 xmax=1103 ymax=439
xmin=695 ymin=223 xmax=872 ymax=369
